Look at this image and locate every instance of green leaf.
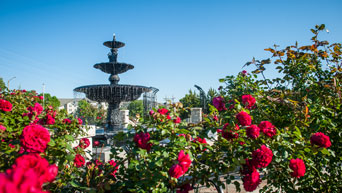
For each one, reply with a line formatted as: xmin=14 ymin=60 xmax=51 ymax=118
xmin=66 ymin=154 xmax=75 ymax=161
xmin=48 ymin=139 xmax=55 ymax=147
xmin=65 ymin=135 xmax=74 ymax=141
xmin=321 ymin=148 xmax=329 ymax=155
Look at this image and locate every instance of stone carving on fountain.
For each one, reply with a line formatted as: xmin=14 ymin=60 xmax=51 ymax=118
xmin=74 ymin=34 xmax=152 ymax=133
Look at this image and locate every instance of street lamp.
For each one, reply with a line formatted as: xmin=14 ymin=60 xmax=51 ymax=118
xmin=7 ymin=76 xmax=16 ymax=89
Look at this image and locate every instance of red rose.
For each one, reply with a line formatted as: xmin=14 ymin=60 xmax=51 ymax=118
xmin=134 ymin=132 xmax=152 ymax=151
xmin=108 ymin=160 xmax=119 ymax=177
xmin=241 ymin=95 xmax=256 ymax=109
xmin=20 ymin=124 xmax=50 ymax=153
xmin=310 ymin=132 xmax=331 ymax=148
xmin=251 ymin=145 xmax=273 ymax=168
xmin=246 ymin=125 xmax=260 ymax=139
xmin=24 ymin=103 xmax=43 ymax=120
xmin=149 ymin=110 xmax=155 ymax=116
xmin=11 ymin=154 xmax=58 ymax=186
xmin=168 ymin=164 xmax=184 ymax=179
xmin=258 ymin=121 xmax=276 ymax=138
xmin=0 ymin=99 xmax=12 ymax=112
xmin=241 ymin=159 xmax=256 ymax=175
xmin=0 ymin=167 xmax=41 ymax=193
xmin=218 ymin=123 xmax=239 ymax=140
xmin=236 ymin=111 xmax=252 ymax=126
xmin=243 ymin=170 xmax=261 ymax=192
xmin=157 ymin=108 xmax=168 ymax=115
xmin=63 ymin=118 xmax=72 ymax=124
xmin=74 ymin=154 xmax=85 ymax=168
xmin=166 ymin=115 xmax=171 ymax=120
xmin=0 ymin=125 xmax=6 ymax=132
xmin=242 ymin=70 xmax=248 ymax=76
xmin=77 ymin=118 xmax=83 ymax=125
xmin=46 ymin=164 xmax=59 ymax=182
xmin=94 ymin=140 xmax=100 ymax=147
xmin=289 ymin=158 xmax=306 ymax=178
xmin=213 ymin=115 xmax=218 ymax=121
xmin=174 ymin=117 xmax=181 ymax=124
xmin=44 ymin=114 xmax=55 ymax=125
xmin=177 ymin=183 xmax=193 ymax=193
xmin=213 ymin=96 xmax=227 ymax=111
xmin=79 ymin=138 xmax=90 ymax=149
xmin=177 ymin=150 xmax=192 ymax=173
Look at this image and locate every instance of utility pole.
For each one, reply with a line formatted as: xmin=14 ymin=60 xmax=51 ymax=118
xmin=7 ymin=77 xmax=16 ymax=90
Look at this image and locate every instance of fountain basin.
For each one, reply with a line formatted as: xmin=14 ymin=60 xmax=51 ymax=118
xmin=94 ymin=62 xmax=134 ymax=75
xmin=74 ymin=84 xmax=152 ymax=103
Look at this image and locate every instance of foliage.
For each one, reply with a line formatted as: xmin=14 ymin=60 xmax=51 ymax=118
xmin=0 ymin=89 xmax=87 ymax=192
xmin=0 ymin=77 xmax=6 ymax=90
xmin=127 ymin=100 xmax=144 ymax=117
xmin=39 ymin=93 xmax=60 ymax=109
xmin=179 ymin=89 xmax=201 ymax=119
xmin=76 ymin=99 xmax=106 ymax=126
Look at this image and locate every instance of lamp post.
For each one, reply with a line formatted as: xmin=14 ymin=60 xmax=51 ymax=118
xmin=42 ymin=83 xmax=45 ymax=110
xmin=7 ymin=76 xmax=16 ymax=90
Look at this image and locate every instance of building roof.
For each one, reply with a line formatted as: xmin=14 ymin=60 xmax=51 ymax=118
xmin=58 ymin=98 xmax=84 ymax=106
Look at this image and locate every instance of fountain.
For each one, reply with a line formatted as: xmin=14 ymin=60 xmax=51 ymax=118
xmin=74 ymin=34 xmax=152 ymax=133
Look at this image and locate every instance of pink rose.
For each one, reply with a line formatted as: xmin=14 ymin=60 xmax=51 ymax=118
xmin=20 ymin=124 xmax=50 ymax=153
xmin=0 ymin=125 xmax=6 ymax=132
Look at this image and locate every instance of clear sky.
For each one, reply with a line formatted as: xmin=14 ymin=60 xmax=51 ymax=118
xmin=1 ymin=0 xmax=341 ymax=102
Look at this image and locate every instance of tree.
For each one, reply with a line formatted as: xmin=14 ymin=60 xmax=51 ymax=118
xmin=206 ymin=87 xmax=217 ymax=106
xmin=39 ymin=93 xmax=60 ymax=109
xmin=179 ymin=89 xmax=200 ymax=108
xmin=127 ymin=100 xmax=143 ymax=117
xmin=0 ymin=77 xmax=6 ymax=91
xmin=179 ymin=89 xmax=201 ymax=119
xmin=76 ymin=99 xmax=106 ymax=125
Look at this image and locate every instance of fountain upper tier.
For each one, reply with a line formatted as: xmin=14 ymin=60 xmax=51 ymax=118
xmin=94 ymin=62 xmax=134 ymax=75
xmin=74 ymin=84 xmax=152 ymax=103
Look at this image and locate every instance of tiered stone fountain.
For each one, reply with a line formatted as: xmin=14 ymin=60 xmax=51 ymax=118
xmin=74 ymin=35 xmax=152 ymax=133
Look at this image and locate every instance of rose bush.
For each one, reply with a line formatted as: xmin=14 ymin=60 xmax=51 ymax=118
xmin=0 ymin=24 xmax=341 ymax=192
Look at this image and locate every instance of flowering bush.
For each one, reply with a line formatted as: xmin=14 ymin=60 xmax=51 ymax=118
xmin=1 ymin=24 xmax=341 ymax=192
xmin=0 ymin=89 xmax=88 ymax=192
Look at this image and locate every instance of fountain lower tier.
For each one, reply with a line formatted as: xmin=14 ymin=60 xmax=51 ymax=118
xmin=74 ymin=84 xmax=152 ymax=132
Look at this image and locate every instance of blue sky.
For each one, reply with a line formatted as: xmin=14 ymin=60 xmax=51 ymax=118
xmin=1 ymin=0 xmax=341 ymax=102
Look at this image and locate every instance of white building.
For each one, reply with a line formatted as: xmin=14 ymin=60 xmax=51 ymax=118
xmin=58 ymin=98 xmax=108 ymax=114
